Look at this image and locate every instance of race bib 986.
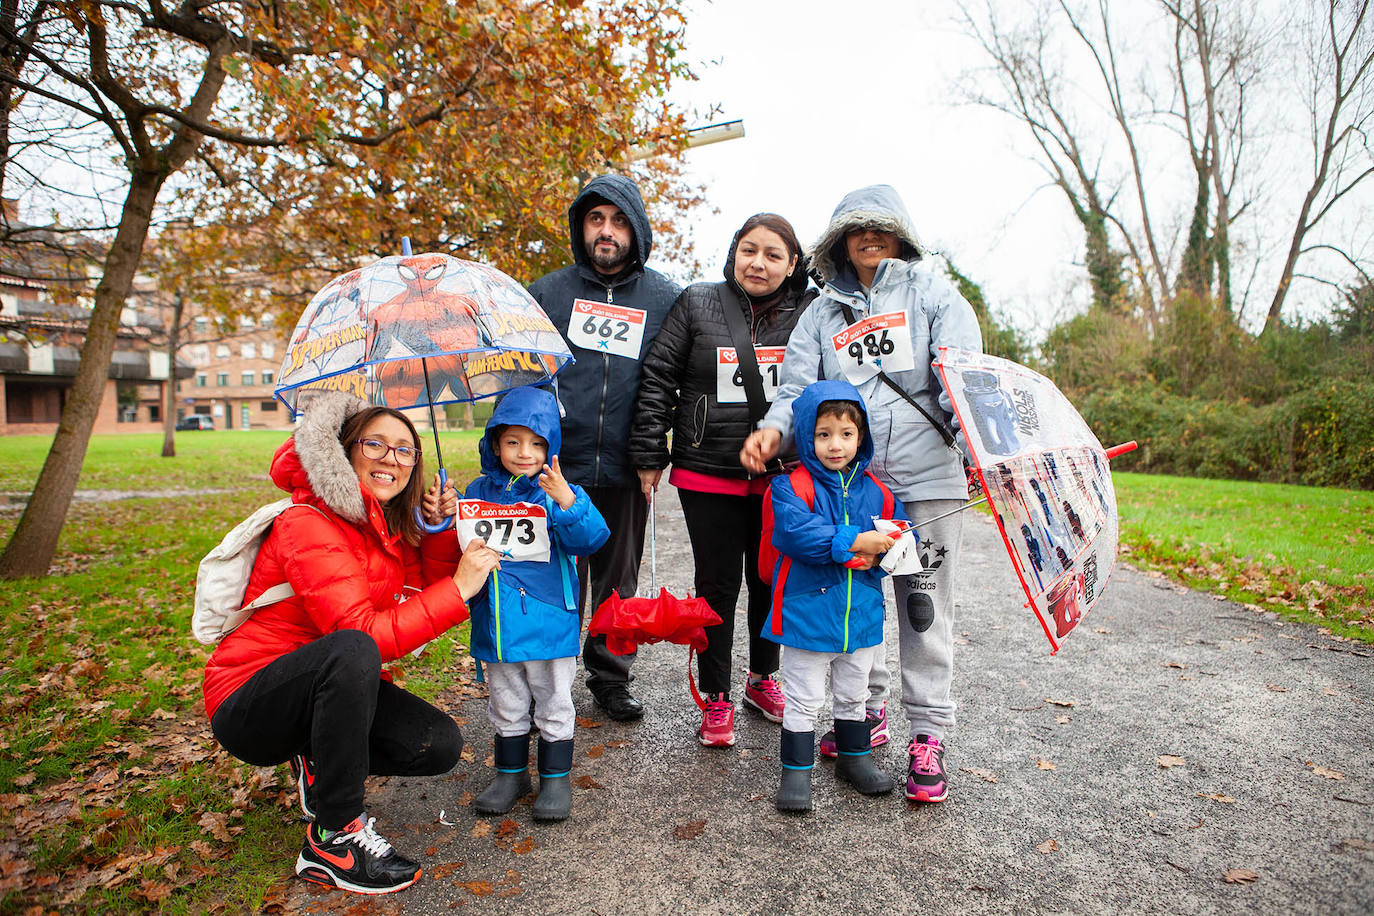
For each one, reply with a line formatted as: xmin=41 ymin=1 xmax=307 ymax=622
xmin=831 ymin=311 xmax=916 ymax=383
xmin=567 ymin=299 xmax=647 ymax=360
xmin=455 ymin=500 xmax=551 ymax=563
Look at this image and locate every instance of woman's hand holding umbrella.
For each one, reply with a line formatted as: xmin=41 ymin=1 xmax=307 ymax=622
xmin=636 ymin=468 xmax=662 ymax=501
xmin=421 ymin=473 xmax=458 ymax=527
xmin=453 ymin=539 xmax=502 ymax=600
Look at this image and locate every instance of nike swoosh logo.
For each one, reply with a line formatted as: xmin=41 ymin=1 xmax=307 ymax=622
xmin=314 ymin=846 xmax=355 ymax=870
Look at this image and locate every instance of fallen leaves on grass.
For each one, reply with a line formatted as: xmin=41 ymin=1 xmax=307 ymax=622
xmin=1157 ymin=755 xmax=1186 ymax=768
xmin=673 ymin=820 xmax=706 ymax=840
xmin=1223 ymin=868 xmax=1259 ymax=884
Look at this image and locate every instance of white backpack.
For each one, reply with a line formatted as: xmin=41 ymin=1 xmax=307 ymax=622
xmin=192 ymin=499 xmax=330 ymax=644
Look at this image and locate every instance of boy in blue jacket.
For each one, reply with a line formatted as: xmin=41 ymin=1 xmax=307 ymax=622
xmin=764 ymin=379 xmax=910 ymax=812
xmin=464 ymin=386 xmax=610 ymax=821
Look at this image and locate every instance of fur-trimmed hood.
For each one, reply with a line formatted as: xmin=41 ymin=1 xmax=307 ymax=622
xmin=807 ymin=185 xmax=924 ymax=288
xmin=269 ymin=391 xmax=370 ymax=524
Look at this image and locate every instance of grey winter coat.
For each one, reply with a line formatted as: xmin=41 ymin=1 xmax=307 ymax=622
xmin=760 ymin=184 xmax=983 ymax=502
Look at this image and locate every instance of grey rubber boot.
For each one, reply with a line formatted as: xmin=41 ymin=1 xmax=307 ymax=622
xmin=473 ymin=733 xmax=532 ymax=815
xmin=833 ymin=718 xmax=894 ymax=795
xmin=776 ymin=729 xmax=814 ymax=812
xmin=532 ymin=737 xmax=573 ymax=822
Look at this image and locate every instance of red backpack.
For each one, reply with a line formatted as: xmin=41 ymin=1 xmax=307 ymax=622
xmin=759 ymin=465 xmax=894 ymax=636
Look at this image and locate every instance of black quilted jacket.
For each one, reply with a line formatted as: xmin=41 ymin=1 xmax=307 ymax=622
xmin=629 ymin=271 xmax=814 ymax=479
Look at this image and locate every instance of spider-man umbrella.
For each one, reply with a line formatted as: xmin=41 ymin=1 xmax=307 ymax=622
xmin=932 ymin=347 xmax=1136 ymax=652
xmin=274 ymin=243 xmax=574 ymax=529
xmin=587 ymin=492 xmax=722 ymax=706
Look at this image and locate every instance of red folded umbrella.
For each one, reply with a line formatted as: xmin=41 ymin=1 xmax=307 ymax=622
xmin=587 ymin=587 xmax=721 ymax=656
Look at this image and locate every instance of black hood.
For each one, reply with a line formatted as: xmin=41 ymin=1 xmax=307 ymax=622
xmin=568 ymin=174 xmax=653 ymax=273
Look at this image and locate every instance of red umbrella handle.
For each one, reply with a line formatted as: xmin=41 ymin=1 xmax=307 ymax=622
xmin=1105 ymin=441 xmax=1138 ymax=460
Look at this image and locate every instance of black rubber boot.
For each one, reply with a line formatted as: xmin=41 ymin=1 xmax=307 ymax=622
xmin=776 ymin=729 xmax=814 ymax=813
xmin=473 ymin=733 xmax=532 ymax=815
xmin=532 ymin=737 xmax=573 ymax=822
xmin=833 ymin=719 xmax=895 ymax=795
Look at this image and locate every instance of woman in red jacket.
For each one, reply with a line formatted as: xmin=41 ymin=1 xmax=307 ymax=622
xmin=203 ymin=392 xmax=498 ymax=895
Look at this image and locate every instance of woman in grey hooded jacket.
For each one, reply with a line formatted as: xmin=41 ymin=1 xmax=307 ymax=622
xmin=741 ymin=185 xmax=983 ymax=804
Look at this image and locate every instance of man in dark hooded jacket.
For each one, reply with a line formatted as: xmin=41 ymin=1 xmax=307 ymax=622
xmin=528 ymin=174 xmax=680 ymax=720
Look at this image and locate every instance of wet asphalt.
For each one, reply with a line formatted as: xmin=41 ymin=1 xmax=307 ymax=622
xmin=282 ymin=484 xmax=1373 ymax=915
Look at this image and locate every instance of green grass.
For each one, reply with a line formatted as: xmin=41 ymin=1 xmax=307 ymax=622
xmin=1114 ymin=471 xmax=1374 ymax=640
xmin=0 ymin=434 xmax=1368 ymax=911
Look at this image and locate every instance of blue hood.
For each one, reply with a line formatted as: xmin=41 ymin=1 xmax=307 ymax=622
xmin=479 ymin=386 xmax=562 ymax=482
xmin=791 ymin=379 xmax=875 ymax=479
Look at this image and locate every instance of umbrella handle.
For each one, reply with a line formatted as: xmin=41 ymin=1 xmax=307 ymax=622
xmin=414 ymin=466 xmax=455 ymax=533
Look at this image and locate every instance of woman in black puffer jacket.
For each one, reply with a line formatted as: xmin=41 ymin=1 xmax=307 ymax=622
xmin=629 ymin=213 xmax=814 ymax=748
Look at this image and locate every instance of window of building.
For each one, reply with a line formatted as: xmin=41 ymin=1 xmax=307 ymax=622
xmin=260 ymin=314 xmax=275 ymax=328
xmin=241 ymin=371 xmax=254 ymax=385
xmin=196 ymin=373 xmax=207 ymax=387
xmin=241 ymin=342 xmax=256 ymax=359
xmin=215 ymin=344 xmax=230 ymax=359
xmin=261 ymin=342 xmax=275 ymax=359
xmin=261 ymin=400 xmax=279 ymax=411
xmin=193 ymin=316 xmax=208 ymax=333
xmin=190 ymin=344 xmax=209 ymax=365
xmin=239 ymin=315 xmax=255 ymax=328
xmin=217 ymin=372 xmax=229 ymax=386
xmin=261 ymin=370 xmax=274 ymax=384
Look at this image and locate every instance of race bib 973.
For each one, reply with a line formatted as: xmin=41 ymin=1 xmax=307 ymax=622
xmin=567 ymin=299 xmax=647 ymax=360
xmin=455 ymin=500 xmax=551 ymax=563
xmin=716 ymin=346 xmax=786 ymax=404
xmin=831 ymin=311 xmax=916 ymax=383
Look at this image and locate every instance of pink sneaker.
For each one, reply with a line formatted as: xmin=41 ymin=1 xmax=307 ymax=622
xmin=819 ymin=703 xmax=889 ymax=758
xmin=698 ymin=694 xmax=736 ymax=747
xmin=742 ymin=675 xmax=785 ymax=723
xmin=905 ymin=734 xmax=948 ymax=802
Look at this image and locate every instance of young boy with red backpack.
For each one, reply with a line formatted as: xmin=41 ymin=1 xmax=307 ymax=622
xmin=761 ymin=379 xmax=911 ymax=812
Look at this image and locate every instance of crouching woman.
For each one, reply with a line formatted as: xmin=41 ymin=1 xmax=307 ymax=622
xmin=201 ymin=392 xmax=499 ymax=895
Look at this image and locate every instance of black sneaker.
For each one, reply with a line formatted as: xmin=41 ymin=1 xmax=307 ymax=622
xmin=295 ymin=816 xmax=421 ymax=895
xmin=289 ymin=754 xmax=317 ymax=821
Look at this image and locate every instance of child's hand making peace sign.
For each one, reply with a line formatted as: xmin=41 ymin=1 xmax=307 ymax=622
xmin=538 ymin=455 xmax=576 ymax=510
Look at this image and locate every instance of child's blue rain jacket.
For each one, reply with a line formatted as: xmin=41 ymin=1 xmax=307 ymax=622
xmin=464 ymin=386 xmax=609 ymax=663
xmin=764 ymin=379 xmax=909 ymax=653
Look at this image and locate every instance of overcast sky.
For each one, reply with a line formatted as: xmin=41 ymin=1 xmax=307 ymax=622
xmin=667 ymin=0 xmax=1087 ymax=341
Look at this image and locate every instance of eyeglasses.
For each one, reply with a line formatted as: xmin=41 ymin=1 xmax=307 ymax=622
xmin=353 ymin=438 xmax=420 ymax=467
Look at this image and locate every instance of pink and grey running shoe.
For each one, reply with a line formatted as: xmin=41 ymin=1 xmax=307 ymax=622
xmin=819 ymin=703 xmax=889 ymax=758
xmin=905 ymin=734 xmax=948 ymax=803
xmin=742 ymin=675 xmax=785 ymax=723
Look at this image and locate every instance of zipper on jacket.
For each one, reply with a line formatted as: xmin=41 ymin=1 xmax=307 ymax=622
xmin=492 ymin=570 xmax=503 ymax=662
xmin=519 ymin=587 xmax=529 ymax=615
xmin=839 ymin=465 xmax=860 ymax=653
xmin=593 ymin=285 xmax=613 ymax=482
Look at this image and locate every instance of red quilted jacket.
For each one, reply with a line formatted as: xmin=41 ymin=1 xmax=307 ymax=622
xmin=202 ymin=415 xmax=467 ymax=720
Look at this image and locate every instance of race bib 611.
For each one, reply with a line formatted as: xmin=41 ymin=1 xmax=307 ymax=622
xmin=567 ymin=299 xmax=647 ymax=360
xmin=716 ymin=346 xmax=786 ymax=404
xmin=455 ymin=500 xmax=551 ymax=563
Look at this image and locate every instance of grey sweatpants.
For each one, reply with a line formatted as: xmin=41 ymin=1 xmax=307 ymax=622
xmin=485 ymin=657 xmax=577 ymax=742
xmin=868 ymin=497 xmax=965 ymax=740
xmin=779 ymin=644 xmax=882 ymax=733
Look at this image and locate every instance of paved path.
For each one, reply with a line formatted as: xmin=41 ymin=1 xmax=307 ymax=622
xmin=287 ymin=486 xmax=1373 ymax=914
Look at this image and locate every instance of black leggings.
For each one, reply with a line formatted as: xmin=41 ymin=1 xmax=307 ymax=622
xmin=210 ymin=629 xmax=462 ymax=830
xmin=678 ymin=488 xmax=779 ymax=696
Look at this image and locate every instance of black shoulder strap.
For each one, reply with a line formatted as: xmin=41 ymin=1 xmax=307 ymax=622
xmin=720 ymin=290 xmax=769 ymax=426
xmin=836 ymin=301 xmax=957 ymax=449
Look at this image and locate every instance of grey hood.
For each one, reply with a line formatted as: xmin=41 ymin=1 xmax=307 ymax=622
xmin=808 ymin=184 xmax=924 ymax=287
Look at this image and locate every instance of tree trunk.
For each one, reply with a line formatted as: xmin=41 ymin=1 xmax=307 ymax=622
xmin=0 ymin=171 xmax=162 ymax=578
xmin=161 ymin=293 xmax=184 ymax=457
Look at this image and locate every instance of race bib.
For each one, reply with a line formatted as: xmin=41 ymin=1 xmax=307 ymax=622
xmin=831 ymin=311 xmax=916 ymax=384
xmin=715 ymin=346 xmax=786 ymax=404
xmin=567 ymin=299 xmax=647 ymax=360
xmin=455 ymin=500 xmax=551 ymax=563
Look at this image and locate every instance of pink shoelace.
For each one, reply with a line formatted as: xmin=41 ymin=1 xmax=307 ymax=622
xmin=703 ymin=699 xmax=732 ymax=727
xmin=751 ymin=678 xmax=785 ymax=707
xmin=908 ymin=739 xmax=944 ymax=775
